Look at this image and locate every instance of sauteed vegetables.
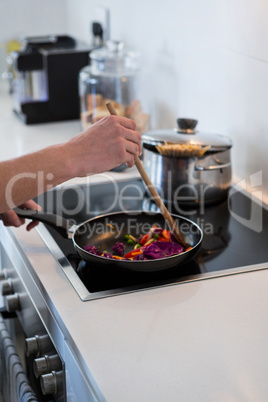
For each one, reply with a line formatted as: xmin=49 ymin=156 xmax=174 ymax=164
xmin=84 ymin=225 xmax=192 ymax=261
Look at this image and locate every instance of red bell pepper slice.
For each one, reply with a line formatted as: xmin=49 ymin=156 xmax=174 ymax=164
xmin=139 ymin=234 xmax=149 ymax=245
xmin=124 ymin=247 xmax=143 ymax=259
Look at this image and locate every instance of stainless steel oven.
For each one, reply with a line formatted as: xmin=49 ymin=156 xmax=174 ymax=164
xmin=0 ymin=239 xmax=65 ymax=401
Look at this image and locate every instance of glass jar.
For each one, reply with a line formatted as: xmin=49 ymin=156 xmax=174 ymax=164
xmin=79 ymin=40 xmax=150 ymax=133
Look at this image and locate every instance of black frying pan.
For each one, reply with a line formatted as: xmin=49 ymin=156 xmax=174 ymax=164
xmin=14 ymin=208 xmax=203 ymax=272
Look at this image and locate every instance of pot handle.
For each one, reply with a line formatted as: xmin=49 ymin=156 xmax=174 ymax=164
xmin=195 ymin=160 xmax=231 ymax=171
xmin=13 ymin=207 xmax=72 ymax=239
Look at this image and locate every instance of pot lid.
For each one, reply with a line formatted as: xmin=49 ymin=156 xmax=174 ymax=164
xmin=143 ymin=118 xmax=232 ymax=150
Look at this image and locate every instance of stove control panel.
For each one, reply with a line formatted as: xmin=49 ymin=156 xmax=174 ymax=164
xmin=0 ymin=237 xmax=66 ymax=402
xmin=25 ymin=334 xmax=65 ymax=398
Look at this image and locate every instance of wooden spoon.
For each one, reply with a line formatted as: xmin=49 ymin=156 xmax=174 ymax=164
xmin=105 ymin=101 xmax=186 ymax=247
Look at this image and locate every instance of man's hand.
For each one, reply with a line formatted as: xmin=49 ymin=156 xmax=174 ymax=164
xmin=0 ymin=200 xmax=42 ymax=231
xmin=66 ymin=115 xmax=142 ymax=176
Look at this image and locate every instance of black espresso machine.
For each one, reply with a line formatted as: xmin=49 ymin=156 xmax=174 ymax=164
xmin=9 ymin=35 xmax=93 ymax=124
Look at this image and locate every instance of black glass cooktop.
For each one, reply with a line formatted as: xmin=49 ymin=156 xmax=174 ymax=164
xmin=39 ymin=178 xmax=268 ymax=299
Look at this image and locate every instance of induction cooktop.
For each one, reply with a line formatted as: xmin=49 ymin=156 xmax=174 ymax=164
xmin=35 ymin=178 xmax=268 ymax=301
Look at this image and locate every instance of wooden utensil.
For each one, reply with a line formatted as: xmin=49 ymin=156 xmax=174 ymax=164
xmin=105 ymin=101 xmax=186 ymax=247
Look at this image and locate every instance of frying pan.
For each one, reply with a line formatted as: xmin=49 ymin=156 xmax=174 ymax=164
xmin=14 ymin=208 xmax=203 ymax=272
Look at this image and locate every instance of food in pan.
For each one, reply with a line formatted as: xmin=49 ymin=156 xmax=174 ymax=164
xmin=84 ymin=225 xmax=192 ymax=261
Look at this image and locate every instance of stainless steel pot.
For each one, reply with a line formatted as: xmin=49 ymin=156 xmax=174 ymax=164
xmin=142 ymin=119 xmax=232 ymax=206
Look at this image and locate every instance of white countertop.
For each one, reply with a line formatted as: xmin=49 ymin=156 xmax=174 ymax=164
xmin=1 ymin=82 xmax=268 ymax=401
xmin=10 ymin=224 xmax=268 ymax=402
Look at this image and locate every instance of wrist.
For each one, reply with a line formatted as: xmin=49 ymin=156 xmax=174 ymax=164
xmin=43 ymin=142 xmax=76 ymax=184
xmin=60 ymin=140 xmax=82 ymax=179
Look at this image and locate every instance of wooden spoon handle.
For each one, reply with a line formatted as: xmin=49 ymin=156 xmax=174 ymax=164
xmin=135 ymin=158 xmax=186 ymax=246
xmin=105 ymin=101 xmax=186 ymax=247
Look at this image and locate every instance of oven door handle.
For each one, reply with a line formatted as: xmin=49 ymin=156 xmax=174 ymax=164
xmin=0 ymin=313 xmax=38 ymax=401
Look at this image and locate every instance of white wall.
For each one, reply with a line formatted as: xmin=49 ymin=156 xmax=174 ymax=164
xmin=0 ymin=0 xmax=68 ymax=75
xmin=1 ymin=0 xmax=268 ymax=201
xmin=65 ymin=0 xmax=268 ymax=202
xmin=0 ymin=0 xmax=68 ymax=42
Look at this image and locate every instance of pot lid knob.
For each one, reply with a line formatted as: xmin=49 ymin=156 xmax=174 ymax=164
xmin=177 ymin=118 xmax=198 ymax=131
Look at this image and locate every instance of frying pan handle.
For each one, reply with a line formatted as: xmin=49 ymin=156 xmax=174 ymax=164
xmin=13 ymin=207 xmax=71 ymax=239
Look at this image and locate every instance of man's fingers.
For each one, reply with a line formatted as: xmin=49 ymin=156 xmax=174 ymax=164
xmin=125 ymin=130 xmax=142 ymax=154
xmin=18 ymin=201 xmax=41 ymax=230
xmin=20 ymin=200 xmax=42 ymax=211
xmin=26 ymin=220 xmax=39 ymax=231
xmin=0 ymin=200 xmax=42 ymax=230
xmin=125 ymin=140 xmax=140 ymax=159
xmin=1 ymin=210 xmax=25 ymax=227
xmin=101 ymin=114 xmax=137 ymax=131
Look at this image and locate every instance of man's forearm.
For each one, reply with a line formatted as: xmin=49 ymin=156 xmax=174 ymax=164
xmin=0 ymin=115 xmax=142 ymax=215
xmin=0 ymin=143 xmax=73 ymax=213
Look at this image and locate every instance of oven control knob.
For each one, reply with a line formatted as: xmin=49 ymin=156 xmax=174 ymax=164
xmin=40 ymin=370 xmax=64 ymax=395
xmin=5 ymin=293 xmax=20 ymax=312
xmin=0 ymin=270 xmax=7 ymax=281
xmin=25 ymin=334 xmax=54 ymax=357
xmin=33 ymin=354 xmax=61 ymax=378
xmin=1 ymin=278 xmax=14 ymax=295
xmin=0 ymin=268 xmax=12 ymax=281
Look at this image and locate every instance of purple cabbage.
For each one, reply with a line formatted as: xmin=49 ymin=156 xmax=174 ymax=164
xmin=84 ymin=238 xmax=184 ymax=261
xmin=143 ymin=241 xmax=184 ymax=260
xmin=84 ymin=245 xmax=102 ymax=256
xmin=102 ymin=252 xmax=113 ymax=259
xmin=112 ymin=242 xmax=125 ymax=257
xmin=133 ymin=253 xmax=145 ymax=261
xmin=152 ymin=228 xmax=163 ymax=235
